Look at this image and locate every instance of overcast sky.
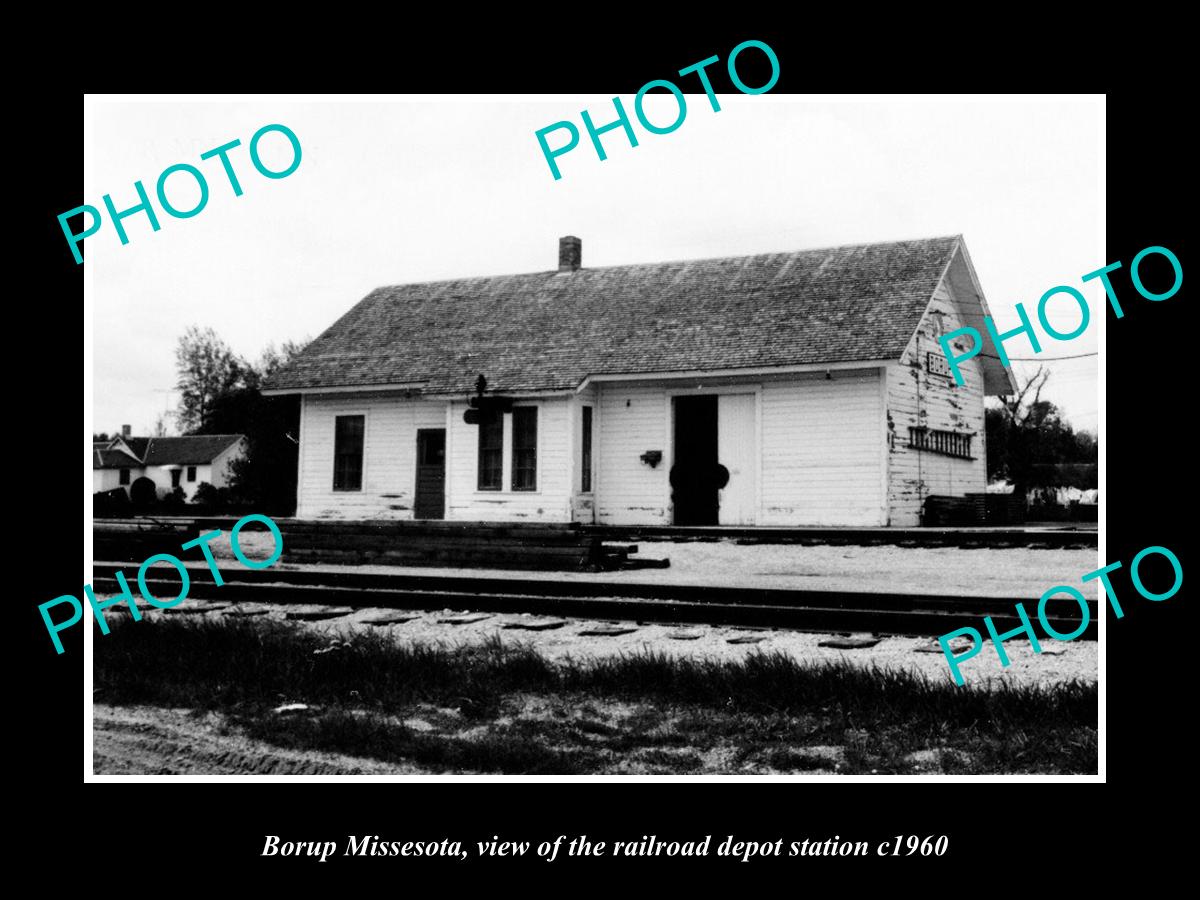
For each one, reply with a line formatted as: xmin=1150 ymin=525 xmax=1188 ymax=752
xmin=86 ymin=96 xmax=1101 ymax=437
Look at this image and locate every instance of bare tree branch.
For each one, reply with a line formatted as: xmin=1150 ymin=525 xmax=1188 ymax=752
xmin=1009 ymin=367 xmax=1049 ymax=428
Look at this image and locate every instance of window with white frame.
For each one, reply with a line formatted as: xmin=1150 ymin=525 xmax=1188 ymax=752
xmin=511 ymin=407 xmax=538 ymax=491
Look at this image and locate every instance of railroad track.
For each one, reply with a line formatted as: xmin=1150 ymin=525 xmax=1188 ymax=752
xmin=584 ymin=524 xmax=1098 ymax=549
xmin=90 ymin=563 xmax=1098 ymax=640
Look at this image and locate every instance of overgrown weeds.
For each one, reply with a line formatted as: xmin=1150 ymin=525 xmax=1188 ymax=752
xmin=95 ymin=617 xmax=1097 ymax=774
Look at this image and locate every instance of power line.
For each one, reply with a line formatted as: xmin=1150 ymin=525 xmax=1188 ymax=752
xmin=981 ymin=351 xmax=1099 ymax=361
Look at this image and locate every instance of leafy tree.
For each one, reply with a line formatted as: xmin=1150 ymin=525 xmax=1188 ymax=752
xmin=191 ymin=482 xmax=233 ymax=507
xmin=224 ymin=340 xmax=308 ymax=513
xmin=163 ymin=486 xmax=188 ymax=509
xmin=986 ymin=367 xmax=1098 ymax=494
xmin=257 ymin=340 xmax=310 ymax=380
xmin=224 ymin=396 xmax=302 ymax=513
xmin=173 ymin=330 xmax=309 ymax=514
xmin=174 ymin=326 xmax=250 ymax=433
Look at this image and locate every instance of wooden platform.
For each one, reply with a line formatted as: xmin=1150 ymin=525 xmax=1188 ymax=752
xmin=92 ymin=518 xmax=657 ymax=571
xmin=277 ymin=520 xmax=642 ymax=571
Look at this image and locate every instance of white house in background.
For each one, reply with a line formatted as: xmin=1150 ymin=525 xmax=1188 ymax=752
xmin=92 ymin=441 xmax=142 ymax=494
xmin=264 ymin=235 xmax=1015 ymax=527
xmin=91 ymin=429 xmax=246 ymax=501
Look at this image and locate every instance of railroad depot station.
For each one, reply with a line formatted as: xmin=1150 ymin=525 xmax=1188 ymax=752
xmin=89 ymin=234 xmax=1098 ymax=688
xmin=264 ymin=235 xmax=1015 ymax=529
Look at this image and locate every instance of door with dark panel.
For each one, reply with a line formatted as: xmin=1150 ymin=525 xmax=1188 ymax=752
xmin=671 ymin=395 xmax=720 ymax=526
xmin=414 ymin=429 xmax=446 ymax=519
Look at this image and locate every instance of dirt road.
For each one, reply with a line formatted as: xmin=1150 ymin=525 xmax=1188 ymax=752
xmin=93 ymin=705 xmax=418 ymax=775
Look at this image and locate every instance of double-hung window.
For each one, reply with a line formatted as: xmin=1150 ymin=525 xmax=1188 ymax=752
xmin=476 ymin=407 xmax=538 ymax=492
xmin=477 ymin=415 xmax=504 ymax=490
xmin=333 ymin=415 xmax=365 ymax=491
xmin=511 ymin=407 xmax=538 ymax=491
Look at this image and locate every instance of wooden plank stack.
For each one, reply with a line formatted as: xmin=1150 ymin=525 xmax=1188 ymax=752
xmin=967 ymin=492 xmax=1027 ymax=525
xmin=94 ymin=519 xmax=201 ymax=563
xmin=921 ymin=495 xmax=987 ymax=526
xmin=278 ymin=520 xmax=638 ymax=571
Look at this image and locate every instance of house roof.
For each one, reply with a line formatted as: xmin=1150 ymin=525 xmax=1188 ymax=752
xmin=266 ymin=236 xmax=999 ymax=396
xmin=122 ymin=436 xmax=151 ymax=460
xmin=139 ymin=435 xmax=243 ymax=466
xmin=93 ymin=447 xmax=141 ymax=470
xmin=92 ymin=434 xmax=243 ymax=467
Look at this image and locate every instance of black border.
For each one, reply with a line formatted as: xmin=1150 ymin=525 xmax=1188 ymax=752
xmin=26 ymin=26 xmax=1190 ymax=882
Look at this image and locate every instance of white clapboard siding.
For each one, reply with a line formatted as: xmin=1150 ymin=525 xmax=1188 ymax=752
xmin=759 ymin=372 xmax=885 ymax=526
xmin=887 ymin=277 xmax=988 ymax=526
xmin=297 ymin=393 xmax=446 ymax=519
xmin=446 ymin=397 xmax=573 ymax=522
xmin=596 ymin=373 xmax=884 ymax=526
xmin=596 ymin=384 xmax=671 ymax=525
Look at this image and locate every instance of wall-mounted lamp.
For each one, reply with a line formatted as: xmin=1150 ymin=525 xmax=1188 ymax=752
xmin=640 ymin=450 xmax=663 ymax=468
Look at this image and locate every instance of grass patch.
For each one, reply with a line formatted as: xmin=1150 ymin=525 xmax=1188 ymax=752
xmin=765 ymin=748 xmax=838 ymax=771
xmin=95 ymin=617 xmax=1097 ymax=774
xmin=245 ymin=711 xmax=597 ymax=774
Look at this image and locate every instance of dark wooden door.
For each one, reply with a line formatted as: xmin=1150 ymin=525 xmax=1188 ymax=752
xmin=671 ymin=395 xmax=720 ymax=526
xmin=414 ymin=429 xmax=446 ymax=520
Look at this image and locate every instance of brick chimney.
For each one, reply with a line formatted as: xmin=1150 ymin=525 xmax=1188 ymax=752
xmin=558 ymin=235 xmax=581 ymax=273
xmin=122 ymin=424 xmax=131 ymax=437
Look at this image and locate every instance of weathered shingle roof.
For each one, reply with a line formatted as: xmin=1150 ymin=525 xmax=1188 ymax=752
xmin=93 ymin=447 xmax=141 ymax=470
xmin=93 ymin=435 xmax=242 ymax=467
xmin=267 ymin=236 xmax=961 ymax=395
xmin=138 ymin=435 xmax=243 ymax=466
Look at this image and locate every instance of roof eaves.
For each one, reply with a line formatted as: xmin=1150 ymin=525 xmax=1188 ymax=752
xmin=953 ymin=238 xmax=1020 ymax=396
